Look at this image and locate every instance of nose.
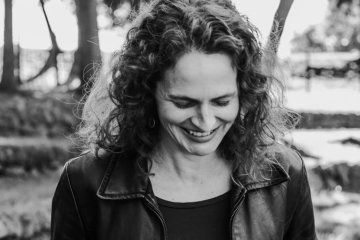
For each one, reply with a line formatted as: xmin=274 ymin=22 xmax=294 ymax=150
xmin=190 ymin=104 xmax=216 ymax=132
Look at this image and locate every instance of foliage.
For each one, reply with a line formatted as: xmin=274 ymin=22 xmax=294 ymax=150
xmin=326 ymin=0 xmax=360 ymax=51
xmin=102 ymin=0 xmax=151 ymax=26
xmin=291 ymin=27 xmax=327 ymax=52
xmin=0 ymin=91 xmax=79 ymax=239
xmin=0 ymin=91 xmax=80 ymax=175
xmin=0 ymin=139 xmax=76 ymax=174
xmin=292 ymin=0 xmax=360 ymax=52
xmin=0 ymin=91 xmax=80 ymax=137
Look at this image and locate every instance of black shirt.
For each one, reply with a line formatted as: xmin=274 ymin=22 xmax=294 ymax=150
xmin=157 ymin=191 xmax=231 ymax=240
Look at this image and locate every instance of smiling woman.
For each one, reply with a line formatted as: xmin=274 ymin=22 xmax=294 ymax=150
xmin=155 ymin=51 xmax=239 ymax=156
xmin=51 ymin=0 xmax=317 ymax=239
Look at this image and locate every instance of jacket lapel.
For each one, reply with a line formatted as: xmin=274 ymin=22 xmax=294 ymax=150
xmin=233 ymin=161 xmax=290 ymax=191
xmin=96 ymin=155 xmax=150 ymax=200
xmin=96 ymin=153 xmax=290 ymax=200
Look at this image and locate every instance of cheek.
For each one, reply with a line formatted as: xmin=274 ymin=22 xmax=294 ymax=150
xmin=218 ymin=101 xmax=239 ymax=123
xmin=157 ymin=102 xmax=189 ymax=125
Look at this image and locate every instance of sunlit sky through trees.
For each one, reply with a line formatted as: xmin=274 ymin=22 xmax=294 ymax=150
xmin=0 ymin=0 xmax=328 ymax=58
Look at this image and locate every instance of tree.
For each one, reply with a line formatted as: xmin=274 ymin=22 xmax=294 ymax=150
xmin=325 ymin=0 xmax=360 ymax=51
xmin=103 ymin=0 xmax=150 ymax=26
xmin=266 ymin=0 xmax=294 ymax=54
xmin=291 ymin=27 xmax=327 ymax=52
xmin=66 ymin=0 xmax=153 ymax=93
xmin=66 ymin=0 xmax=101 ymax=93
xmin=0 ymin=0 xmax=16 ymax=92
xmin=292 ymin=0 xmax=360 ymax=52
xmin=23 ymin=0 xmax=62 ymax=85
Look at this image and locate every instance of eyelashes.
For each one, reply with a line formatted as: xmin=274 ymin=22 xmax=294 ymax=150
xmin=173 ymin=101 xmax=195 ymax=109
xmin=173 ymin=100 xmax=230 ymax=109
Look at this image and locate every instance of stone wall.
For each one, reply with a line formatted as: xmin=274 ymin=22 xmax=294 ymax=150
xmin=299 ymin=112 xmax=360 ymax=129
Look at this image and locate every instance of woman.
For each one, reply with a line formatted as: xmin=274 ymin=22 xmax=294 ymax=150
xmin=51 ymin=0 xmax=317 ymax=239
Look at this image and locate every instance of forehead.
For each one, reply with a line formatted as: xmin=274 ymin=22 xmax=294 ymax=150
xmin=159 ymin=51 xmax=238 ymax=96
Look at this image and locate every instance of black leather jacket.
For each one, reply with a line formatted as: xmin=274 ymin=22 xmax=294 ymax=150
xmin=51 ymin=146 xmax=317 ymax=240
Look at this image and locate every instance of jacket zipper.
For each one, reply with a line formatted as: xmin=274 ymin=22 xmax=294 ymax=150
xmin=229 ymin=190 xmax=246 ymax=240
xmin=144 ymin=197 xmax=168 ymax=240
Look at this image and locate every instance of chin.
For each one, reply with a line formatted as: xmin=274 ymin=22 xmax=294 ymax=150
xmin=183 ymin=142 xmax=220 ymax=156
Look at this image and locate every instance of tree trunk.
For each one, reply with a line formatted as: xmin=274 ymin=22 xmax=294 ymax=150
xmin=68 ymin=0 xmax=101 ymax=93
xmin=23 ymin=0 xmax=62 ymax=85
xmin=0 ymin=0 xmax=16 ymax=92
xmin=14 ymin=43 xmax=20 ymax=84
xmin=266 ymin=0 xmax=294 ymax=54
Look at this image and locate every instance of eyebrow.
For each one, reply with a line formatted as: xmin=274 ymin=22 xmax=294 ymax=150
xmin=168 ymin=92 xmax=237 ymax=102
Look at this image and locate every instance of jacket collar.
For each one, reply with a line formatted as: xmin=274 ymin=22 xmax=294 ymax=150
xmin=96 ymin=153 xmax=290 ymax=200
xmin=96 ymin=154 xmax=150 ymax=200
xmin=232 ymin=160 xmax=290 ymax=191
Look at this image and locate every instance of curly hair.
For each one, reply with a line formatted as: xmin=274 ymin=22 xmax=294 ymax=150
xmin=78 ymin=0 xmax=298 ymax=179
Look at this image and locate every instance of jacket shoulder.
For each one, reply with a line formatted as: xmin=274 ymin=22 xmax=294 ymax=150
xmin=271 ymin=143 xmax=312 ymax=201
xmin=273 ymin=145 xmax=316 ymax=239
xmin=64 ymin=150 xmax=112 ymax=193
xmin=273 ymin=143 xmax=305 ymax=178
xmin=66 ymin=150 xmax=109 ymax=170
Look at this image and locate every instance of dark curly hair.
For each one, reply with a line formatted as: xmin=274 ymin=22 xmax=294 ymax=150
xmin=79 ymin=0 xmax=298 ymax=179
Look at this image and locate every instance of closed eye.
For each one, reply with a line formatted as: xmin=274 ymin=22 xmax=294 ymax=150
xmin=172 ymin=100 xmax=197 ymax=109
xmin=168 ymin=92 xmax=236 ymax=109
xmin=212 ymin=100 xmax=230 ymax=107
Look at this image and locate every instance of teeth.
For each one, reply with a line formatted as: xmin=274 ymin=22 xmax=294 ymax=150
xmin=187 ymin=129 xmax=214 ymax=137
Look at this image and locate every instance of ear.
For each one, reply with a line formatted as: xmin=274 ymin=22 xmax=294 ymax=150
xmin=238 ymin=106 xmax=246 ymax=120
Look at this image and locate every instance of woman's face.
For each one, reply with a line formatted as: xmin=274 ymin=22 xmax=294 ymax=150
xmin=155 ymin=50 xmax=239 ymax=156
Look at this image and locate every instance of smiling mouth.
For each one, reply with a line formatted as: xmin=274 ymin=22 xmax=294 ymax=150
xmin=182 ymin=127 xmax=217 ymax=137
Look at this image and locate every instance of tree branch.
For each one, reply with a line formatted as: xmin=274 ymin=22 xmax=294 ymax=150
xmin=266 ymin=0 xmax=294 ymax=54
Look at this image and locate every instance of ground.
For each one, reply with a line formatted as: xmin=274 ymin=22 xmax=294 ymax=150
xmin=0 ymin=170 xmax=60 ymax=239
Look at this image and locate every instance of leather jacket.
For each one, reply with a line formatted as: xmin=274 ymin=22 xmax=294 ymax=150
xmin=51 ymin=145 xmax=317 ymax=240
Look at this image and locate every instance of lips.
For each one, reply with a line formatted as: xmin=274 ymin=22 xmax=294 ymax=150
xmin=181 ymin=127 xmax=217 ymax=137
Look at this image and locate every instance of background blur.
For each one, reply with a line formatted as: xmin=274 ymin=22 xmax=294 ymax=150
xmin=0 ymin=0 xmax=359 ymax=239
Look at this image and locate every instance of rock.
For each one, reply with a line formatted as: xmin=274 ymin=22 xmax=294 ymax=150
xmin=298 ymin=112 xmax=360 ymax=129
xmin=283 ymin=129 xmax=360 ymax=193
xmin=335 ymin=137 xmax=360 ymax=146
xmin=313 ymin=191 xmax=360 ymax=240
xmin=308 ymin=162 xmax=360 ymax=193
xmin=0 ymin=137 xmax=78 ymax=176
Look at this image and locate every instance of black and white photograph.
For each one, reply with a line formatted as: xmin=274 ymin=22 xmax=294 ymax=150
xmin=0 ymin=0 xmax=359 ymax=239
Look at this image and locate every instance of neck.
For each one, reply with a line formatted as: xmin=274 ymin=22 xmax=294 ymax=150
xmin=149 ymin=142 xmax=232 ymax=202
xmin=148 ymin=131 xmax=233 ymax=202
xmin=150 ymin=140 xmax=230 ymax=184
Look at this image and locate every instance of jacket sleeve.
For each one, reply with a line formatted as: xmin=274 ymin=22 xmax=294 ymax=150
xmin=284 ymin=154 xmax=318 ymax=240
xmin=51 ymin=162 xmax=87 ymax=240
